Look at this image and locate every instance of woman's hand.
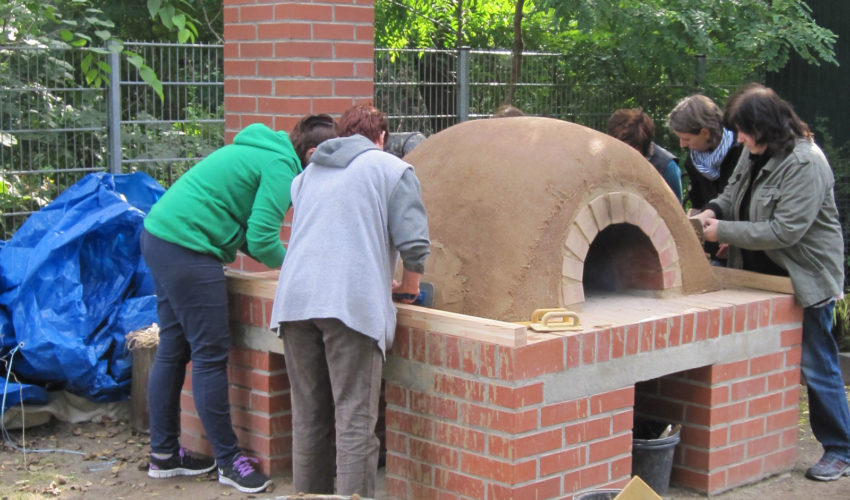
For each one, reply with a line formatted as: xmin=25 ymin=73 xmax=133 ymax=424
xmin=703 ymin=217 xmax=720 ymax=242
xmin=693 ymin=208 xmax=716 ymax=225
xmin=392 ymin=271 xmax=422 ymax=304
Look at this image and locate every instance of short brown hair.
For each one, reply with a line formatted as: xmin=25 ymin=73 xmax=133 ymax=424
xmin=290 ymin=114 xmax=338 ymax=167
xmin=607 ymin=108 xmax=654 ymax=157
xmin=493 ymin=104 xmax=525 ymax=117
xmin=338 ymin=104 xmax=388 ymax=143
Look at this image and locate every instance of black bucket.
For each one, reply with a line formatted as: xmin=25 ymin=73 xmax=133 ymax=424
xmin=632 ymin=422 xmax=681 ymax=496
xmin=573 ymin=489 xmax=622 ymax=500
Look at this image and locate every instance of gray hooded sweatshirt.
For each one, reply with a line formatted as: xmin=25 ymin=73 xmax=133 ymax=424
xmin=269 ymin=134 xmax=430 ymax=354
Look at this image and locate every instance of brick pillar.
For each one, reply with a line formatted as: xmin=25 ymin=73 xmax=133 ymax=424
xmin=223 ymin=0 xmax=375 ymax=143
xmin=634 ymin=305 xmax=803 ymax=494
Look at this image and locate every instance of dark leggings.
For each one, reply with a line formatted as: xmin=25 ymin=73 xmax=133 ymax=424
xmin=140 ymin=229 xmax=239 ymax=466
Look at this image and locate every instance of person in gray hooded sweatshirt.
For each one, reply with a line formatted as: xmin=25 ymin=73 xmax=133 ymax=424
xmin=270 ymin=104 xmax=430 ymax=497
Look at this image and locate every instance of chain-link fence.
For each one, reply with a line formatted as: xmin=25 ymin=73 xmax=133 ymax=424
xmin=0 ymin=42 xmax=224 ymax=239
xmin=1 ymin=46 xmax=110 ymax=237
xmin=117 ymin=42 xmax=224 ymax=187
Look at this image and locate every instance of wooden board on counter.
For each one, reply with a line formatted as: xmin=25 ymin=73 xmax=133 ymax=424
xmin=396 ymin=303 xmax=527 ymax=347
xmin=225 ymin=269 xmax=279 ymax=299
xmin=226 ymin=269 xmax=528 ymax=347
xmin=712 ymin=266 xmax=794 ymax=295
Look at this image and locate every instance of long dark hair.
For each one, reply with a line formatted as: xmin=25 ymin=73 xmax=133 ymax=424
xmin=723 ymin=83 xmax=812 ymax=156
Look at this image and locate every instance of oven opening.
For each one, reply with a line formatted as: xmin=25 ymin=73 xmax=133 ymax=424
xmin=582 ymin=223 xmax=663 ymax=297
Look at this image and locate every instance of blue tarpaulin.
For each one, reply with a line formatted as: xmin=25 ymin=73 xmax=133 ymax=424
xmin=0 ymin=172 xmax=164 ymax=402
xmin=1 ymin=382 xmax=48 ymax=411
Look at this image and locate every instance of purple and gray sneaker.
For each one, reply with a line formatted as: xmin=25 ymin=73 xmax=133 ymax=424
xmin=218 ymin=454 xmax=272 ymax=493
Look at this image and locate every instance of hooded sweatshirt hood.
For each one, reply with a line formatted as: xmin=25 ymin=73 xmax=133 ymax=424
xmin=310 ymin=134 xmax=379 ymax=168
xmin=233 ymin=123 xmax=301 ymax=167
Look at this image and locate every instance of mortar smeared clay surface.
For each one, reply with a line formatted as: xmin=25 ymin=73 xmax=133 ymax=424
xmin=403 ymin=116 xmax=718 ymax=322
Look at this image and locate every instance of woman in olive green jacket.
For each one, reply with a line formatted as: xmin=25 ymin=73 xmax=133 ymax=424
xmin=697 ymin=84 xmax=850 ymax=482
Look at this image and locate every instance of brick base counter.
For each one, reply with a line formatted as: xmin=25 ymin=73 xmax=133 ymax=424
xmin=176 ymin=270 xmax=802 ymax=499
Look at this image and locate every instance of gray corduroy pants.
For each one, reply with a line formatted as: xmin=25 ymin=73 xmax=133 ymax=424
xmin=281 ymin=318 xmax=383 ymax=497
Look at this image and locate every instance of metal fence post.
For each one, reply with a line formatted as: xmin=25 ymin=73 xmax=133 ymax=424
xmin=457 ymin=47 xmax=470 ymax=123
xmin=107 ymin=50 xmax=122 ymax=174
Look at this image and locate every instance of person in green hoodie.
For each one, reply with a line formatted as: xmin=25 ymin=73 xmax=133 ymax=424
xmin=139 ymin=122 xmax=301 ymax=494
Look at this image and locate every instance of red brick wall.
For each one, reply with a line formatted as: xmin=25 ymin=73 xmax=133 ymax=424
xmin=636 ymin=326 xmax=802 ymax=492
xmin=185 ymin=274 xmax=802 ymax=497
xmin=223 ymin=0 xmax=375 ymax=143
xmin=383 ymin=293 xmax=803 ymax=498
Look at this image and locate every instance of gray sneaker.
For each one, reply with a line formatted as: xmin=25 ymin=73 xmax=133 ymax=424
xmin=218 ymin=454 xmax=272 ymax=493
xmin=805 ymin=455 xmax=850 ymax=481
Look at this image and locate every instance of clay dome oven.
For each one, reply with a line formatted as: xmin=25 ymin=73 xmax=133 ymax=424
xmin=403 ymin=117 xmax=719 ymax=322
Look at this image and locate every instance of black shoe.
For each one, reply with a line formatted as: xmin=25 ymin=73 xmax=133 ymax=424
xmin=148 ymin=447 xmax=216 ymax=478
xmin=218 ymin=454 xmax=273 ymax=493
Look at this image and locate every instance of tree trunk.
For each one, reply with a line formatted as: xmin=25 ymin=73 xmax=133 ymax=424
xmin=456 ymin=0 xmax=464 ymax=46
xmin=505 ymin=0 xmax=525 ymax=105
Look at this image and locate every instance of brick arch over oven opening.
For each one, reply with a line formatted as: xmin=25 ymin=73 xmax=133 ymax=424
xmin=561 ymin=192 xmax=682 ymax=306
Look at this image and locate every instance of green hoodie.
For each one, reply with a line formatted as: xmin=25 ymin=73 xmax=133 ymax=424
xmin=144 ymin=123 xmax=301 ymax=268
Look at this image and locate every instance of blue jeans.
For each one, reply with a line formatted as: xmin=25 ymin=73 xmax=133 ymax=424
xmin=140 ymin=229 xmax=239 ymax=466
xmin=800 ymin=303 xmax=850 ymax=461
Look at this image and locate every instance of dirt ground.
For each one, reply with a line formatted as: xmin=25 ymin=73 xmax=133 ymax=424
xmin=1 ymin=388 xmax=849 ymax=500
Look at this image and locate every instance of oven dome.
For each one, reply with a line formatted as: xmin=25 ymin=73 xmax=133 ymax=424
xmin=404 ymin=116 xmax=719 ymax=322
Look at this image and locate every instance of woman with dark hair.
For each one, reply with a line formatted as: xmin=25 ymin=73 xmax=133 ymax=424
xmin=608 ymin=108 xmax=683 ymax=204
xmin=290 ymin=114 xmax=338 ymax=167
xmin=141 ymin=122 xmax=302 ymax=494
xmin=696 ymin=83 xmax=850 ymax=482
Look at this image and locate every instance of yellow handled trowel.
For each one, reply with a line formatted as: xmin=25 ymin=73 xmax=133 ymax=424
xmin=516 ymin=308 xmax=582 ymax=332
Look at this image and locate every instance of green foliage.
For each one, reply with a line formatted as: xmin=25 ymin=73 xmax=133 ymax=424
xmin=375 ymin=0 xmax=559 ymax=50
xmin=90 ymin=0 xmax=222 ymax=43
xmin=1 ymin=0 xmax=204 ymax=100
xmin=833 ymin=296 xmax=850 ymax=352
xmin=0 ymin=39 xmax=223 ymax=239
xmin=0 ymin=172 xmax=52 ymax=235
xmin=122 ymin=102 xmax=224 ymax=188
xmin=375 ymin=0 xmax=836 ymax=117
xmin=146 ymin=0 xmax=199 ymax=44
xmin=0 ymin=41 xmax=110 ymax=237
xmin=377 ymin=0 xmax=837 ymax=69
xmin=535 ymin=0 xmax=836 ymax=67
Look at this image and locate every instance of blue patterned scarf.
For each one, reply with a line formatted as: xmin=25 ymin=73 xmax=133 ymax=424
xmin=690 ymin=128 xmax=734 ymax=181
